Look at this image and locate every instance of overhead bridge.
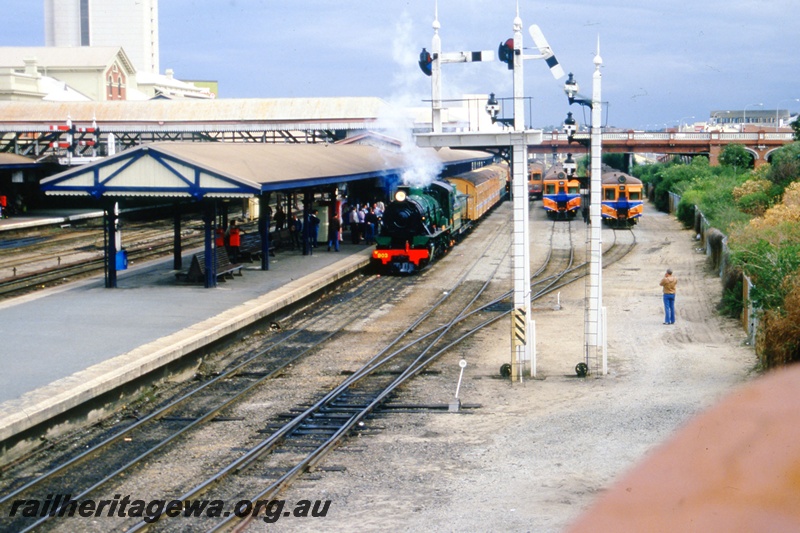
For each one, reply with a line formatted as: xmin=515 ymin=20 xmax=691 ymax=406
xmin=532 ymin=131 xmax=795 ymax=168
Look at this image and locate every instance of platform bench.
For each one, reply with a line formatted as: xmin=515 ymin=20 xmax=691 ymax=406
xmin=176 ymin=249 xmax=243 ymax=283
xmin=239 ymin=234 xmax=275 ymax=263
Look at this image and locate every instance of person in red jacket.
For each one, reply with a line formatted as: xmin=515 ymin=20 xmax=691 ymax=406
xmin=215 ymin=223 xmax=226 ymax=250
xmin=227 ymin=220 xmax=242 ymax=262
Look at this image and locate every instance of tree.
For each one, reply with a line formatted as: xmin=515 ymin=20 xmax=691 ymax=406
xmin=719 ymin=144 xmax=753 ymax=170
xmin=792 ymin=119 xmax=800 ymax=141
xmin=602 ymin=153 xmax=629 ymax=172
xmin=766 ymin=142 xmax=800 ymax=189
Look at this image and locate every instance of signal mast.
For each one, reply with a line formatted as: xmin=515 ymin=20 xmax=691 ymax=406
xmin=416 ymin=2 xmax=564 ymax=381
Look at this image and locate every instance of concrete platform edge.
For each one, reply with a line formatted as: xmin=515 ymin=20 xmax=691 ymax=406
xmin=0 ymin=251 xmax=371 ymax=443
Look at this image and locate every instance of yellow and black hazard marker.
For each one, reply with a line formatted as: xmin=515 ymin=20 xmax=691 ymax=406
xmin=513 ymin=307 xmax=526 ymax=346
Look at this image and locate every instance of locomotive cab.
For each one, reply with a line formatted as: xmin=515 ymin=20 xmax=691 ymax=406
xmin=601 ymin=172 xmax=644 ymax=226
xmin=543 ymin=165 xmax=582 ymax=219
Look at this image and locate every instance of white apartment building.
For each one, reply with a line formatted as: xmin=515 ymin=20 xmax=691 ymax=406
xmin=44 ymin=0 xmax=159 ymax=75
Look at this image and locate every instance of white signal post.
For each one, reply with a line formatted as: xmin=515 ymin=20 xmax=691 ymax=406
xmin=428 ymin=3 xmax=494 ymax=133
xmin=564 ymin=38 xmax=606 ymax=375
xmin=591 ymin=41 xmax=606 ymax=375
xmin=417 ymin=3 xmax=564 ymax=381
xmin=509 ymin=12 xmax=531 ymax=382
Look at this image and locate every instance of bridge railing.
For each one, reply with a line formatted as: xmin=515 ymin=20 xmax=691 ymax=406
xmin=538 ymin=131 xmax=794 ymax=143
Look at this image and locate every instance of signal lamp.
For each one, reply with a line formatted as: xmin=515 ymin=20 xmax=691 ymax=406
xmin=418 ymin=48 xmax=432 ymax=77
xmin=564 ymin=153 xmax=577 ymax=177
xmin=498 ymin=39 xmax=514 ymax=70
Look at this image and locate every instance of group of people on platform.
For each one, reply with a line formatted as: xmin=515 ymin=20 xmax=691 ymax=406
xmin=346 ymin=202 xmax=383 ymax=245
xmin=0 ymin=193 xmax=24 ymax=219
xmin=214 ymin=219 xmax=243 ymax=262
xmin=267 ymin=200 xmax=384 ymax=253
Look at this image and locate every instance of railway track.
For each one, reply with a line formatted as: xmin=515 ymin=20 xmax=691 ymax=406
xmin=0 ymin=217 xmax=511 ymax=531
xmin=0 ymin=236 xmax=205 ymax=300
xmin=0 ymin=273 xmax=405 ymax=531
xmin=528 ymin=222 xmax=637 ymax=300
xmin=0 ymin=209 xmax=634 ymax=532
xmin=123 ymin=218 xmax=513 ymax=531
xmin=0 ymin=213 xmax=245 ymax=300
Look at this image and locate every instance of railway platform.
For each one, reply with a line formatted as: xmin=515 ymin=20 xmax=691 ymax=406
xmin=0 ymin=215 xmax=373 ymax=452
xmin=0 ymin=208 xmax=104 ymax=231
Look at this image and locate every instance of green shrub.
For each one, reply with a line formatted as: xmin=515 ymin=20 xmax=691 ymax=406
xmin=767 ymin=143 xmax=800 ymax=189
xmin=720 ymin=276 xmax=744 ymax=318
xmin=735 ymin=190 xmax=772 ymax=216
xmin=676 ymin=197 xmax=697 ymax=227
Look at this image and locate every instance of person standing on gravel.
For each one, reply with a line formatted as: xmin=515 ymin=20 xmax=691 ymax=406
xmin=660 ymin=268 xmax=678 ymax=324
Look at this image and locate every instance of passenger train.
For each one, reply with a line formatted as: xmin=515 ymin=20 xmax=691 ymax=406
xmin=371 ymin=163 xmax=508 ymax=273
xmin=601 ymin=171 xmax=644 ymax=226
xmin=541 ymin=162 xmax=581 ymax=219
xmin=528 ymin=161 xmax=544 ymax=200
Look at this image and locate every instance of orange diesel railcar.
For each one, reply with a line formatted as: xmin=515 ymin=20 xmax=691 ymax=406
xmin=542 ymin=163 xmax=581 ymax=219
xmin=601 ymin=171 xmax=643 ymax=226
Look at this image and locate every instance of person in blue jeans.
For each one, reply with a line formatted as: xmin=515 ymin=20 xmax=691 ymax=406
xmin=659 ymin=269 xmax=678 ymax=324
xmin=327 ymin=216 xmax=341 ymax=251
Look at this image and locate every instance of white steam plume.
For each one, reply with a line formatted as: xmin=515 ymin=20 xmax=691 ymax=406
xmin=374 ymin=9 xmax=443 ymax=188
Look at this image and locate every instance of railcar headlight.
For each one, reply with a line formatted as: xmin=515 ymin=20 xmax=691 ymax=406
xmin=395 ymin=191 xmax=407 ymax=202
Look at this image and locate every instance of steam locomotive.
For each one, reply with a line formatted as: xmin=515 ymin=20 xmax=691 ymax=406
xmin=371 ymin=163 xmax=508 ymax=273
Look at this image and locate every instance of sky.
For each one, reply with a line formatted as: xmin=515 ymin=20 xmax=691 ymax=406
xmin=2 ymin=0 xmax=799 ymax=131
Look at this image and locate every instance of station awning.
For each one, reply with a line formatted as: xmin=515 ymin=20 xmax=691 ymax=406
xmin=40 ymin=142 xmax=493 ymax=199
xmin=0 ymin=153 xmax=40 ymax=169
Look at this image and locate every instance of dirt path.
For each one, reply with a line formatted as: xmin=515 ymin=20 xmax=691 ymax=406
xmin=264 ymin=204 xmax=756 ymax=532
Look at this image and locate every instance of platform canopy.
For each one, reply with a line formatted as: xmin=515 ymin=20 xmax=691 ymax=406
xmin=0 ymin=153 xmax=40 ymax=169
xmin=40 ymin=141 xmax=493 ymax=199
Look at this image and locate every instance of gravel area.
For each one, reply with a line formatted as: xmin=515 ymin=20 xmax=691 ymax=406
xmin=259 ymin=204 xmax=756 ymax=532
xmin=1 ymin=202 xmax=755 ymax=533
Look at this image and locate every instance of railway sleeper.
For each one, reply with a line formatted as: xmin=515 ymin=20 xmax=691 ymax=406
xmin=339 ymin=369 xmax=441 ymax=376
xmin=157 ymin=415 xmax=245 ymax=422
xmin=300 ymin=421 xmax=353 ymax=429
xmin=298 ymin=419 xmax=348 ymax=428
xmin=377 ymin=403 xmax=483 ymax=411
xmin=318 ymin=405 xmax=371 ymax=412
xmin=228 ymin=371 xmax=271 ymax=378
xmin=292 ymin=429 xmax=341 ymax=435
xmin=310 ymin=413 xmax=358 ymax=420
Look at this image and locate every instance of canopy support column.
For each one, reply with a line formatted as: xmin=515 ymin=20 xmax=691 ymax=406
xmin=173 ymin=202 xmax=182 ymax=271
xmin=260 ymin=192 xmax=271 ymax=270
xmin=203 ymin=202 xmax=217 ymax=288
xmin=104 ymin=203 xmax=118 ymax=288
xmin=302 ymin=189 xmax=313 ymax=256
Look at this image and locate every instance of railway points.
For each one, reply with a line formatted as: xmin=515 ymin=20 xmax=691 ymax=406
xmin=0 ymin=217 xmax=374 ymax=461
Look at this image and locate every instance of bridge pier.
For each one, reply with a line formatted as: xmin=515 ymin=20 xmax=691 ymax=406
xmin=708 ymin=144 xmax=721 ymax=167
